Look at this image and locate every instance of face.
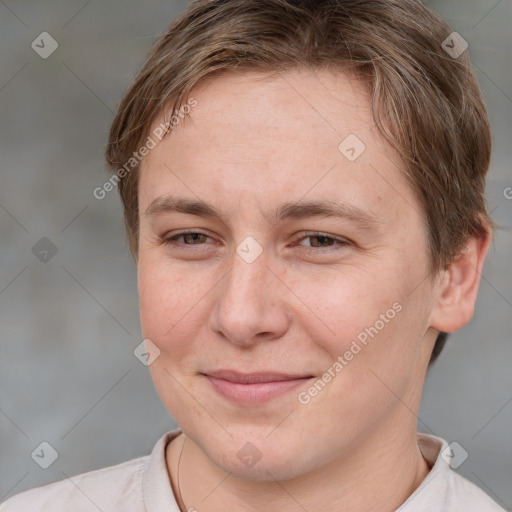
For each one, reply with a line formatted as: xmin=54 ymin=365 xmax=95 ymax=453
xmin=137 ymin=69 xmax=440 ymax=481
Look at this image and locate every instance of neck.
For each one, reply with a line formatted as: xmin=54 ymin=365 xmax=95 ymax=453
xmin=166 ymin=415 xmax=431 ymax=512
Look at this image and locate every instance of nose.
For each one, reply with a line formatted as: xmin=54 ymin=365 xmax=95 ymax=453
xmin=209 ymin=245 xmax=291 ymax=348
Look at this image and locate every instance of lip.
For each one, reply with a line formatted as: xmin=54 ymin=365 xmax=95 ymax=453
xmin=203 ymin=370 xmax=314 ymax=403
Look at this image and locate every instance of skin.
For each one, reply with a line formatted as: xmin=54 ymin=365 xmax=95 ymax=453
xmin=136 ymin=68 xmax=490 ymax=512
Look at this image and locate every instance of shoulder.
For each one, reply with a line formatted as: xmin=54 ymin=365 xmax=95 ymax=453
xmin=441 ymin=468 xmax=506 ymax=511
xmin=400 ymin=433 xmax=506 ymax=511
xmin=0 ymin=456 xmax=148 ymax=512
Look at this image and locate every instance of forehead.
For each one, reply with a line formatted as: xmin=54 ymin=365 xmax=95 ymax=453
xmin=139 ymin=68 xmax=419 ymax=227
xmin=158 ymin=68 xmax=376 ymax=153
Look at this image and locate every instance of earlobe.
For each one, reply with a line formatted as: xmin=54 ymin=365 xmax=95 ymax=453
xmin=430 ymin=230 xmax=491 ymax=333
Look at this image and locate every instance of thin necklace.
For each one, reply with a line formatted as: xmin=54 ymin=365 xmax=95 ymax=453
xmin=176 ymin=435 xmax=187 ymax=512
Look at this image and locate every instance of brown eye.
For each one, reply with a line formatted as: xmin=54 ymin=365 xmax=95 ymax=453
xmin=295 ymin=232 xmax=349 ymax=249
xmin=162 ymin=231 xmax=212 ymax=246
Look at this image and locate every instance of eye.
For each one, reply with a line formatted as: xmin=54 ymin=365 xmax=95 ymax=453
xmin=293 ymin=232 xmax=350 ymax=250
xmin=158 ymin=230 xmax=350 ymax=252
xmin=161 ymin=231 xmax=213 ymax=246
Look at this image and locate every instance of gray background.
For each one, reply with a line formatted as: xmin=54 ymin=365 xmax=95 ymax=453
xmin=0 ymin=0 xmax=510 ymax=508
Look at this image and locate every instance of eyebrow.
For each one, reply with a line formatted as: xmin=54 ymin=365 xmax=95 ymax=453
xmin=144 ymin=195 xmax=382 ymax=229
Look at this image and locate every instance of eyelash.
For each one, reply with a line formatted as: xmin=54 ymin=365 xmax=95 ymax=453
xmin=160 ymin=230 xmax=350 ymax=251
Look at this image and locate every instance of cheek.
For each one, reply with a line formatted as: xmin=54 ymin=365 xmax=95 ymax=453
xmin=137 ymin=253 xmax=208 ymax=351
xmin=286 ymin=261 xmax=426 ymax=397
xmin=138 ymin=239 xmax=427 ymax=371
xmin=285 ymin=263 xmax=402 ymax=348
xmin=137 ymin=256 xmax=208 ymax=419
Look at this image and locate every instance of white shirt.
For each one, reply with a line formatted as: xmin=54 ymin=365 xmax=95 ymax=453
xmin=1 ymin=429 xmax=505 ymax=511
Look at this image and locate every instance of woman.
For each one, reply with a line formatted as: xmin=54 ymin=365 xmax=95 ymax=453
xmin=2 ymin=1 xmax=504 ymax=510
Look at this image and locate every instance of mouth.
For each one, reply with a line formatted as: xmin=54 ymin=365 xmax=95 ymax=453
xmin=202 ymin=370 xmax=315 ymax=403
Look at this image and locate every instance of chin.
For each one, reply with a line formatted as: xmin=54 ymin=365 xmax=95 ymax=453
xmin=200 ymin=428 xmax=314 ymax=482
xmin=217 ymin=449 xmax=306 ymax=482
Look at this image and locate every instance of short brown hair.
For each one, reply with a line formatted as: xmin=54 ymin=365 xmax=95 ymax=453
xmin=106 ymin=0 xmax=493 ymax=364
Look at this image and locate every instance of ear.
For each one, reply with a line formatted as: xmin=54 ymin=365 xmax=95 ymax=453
xmin=429 ymin=228 xmax=492 ymax=333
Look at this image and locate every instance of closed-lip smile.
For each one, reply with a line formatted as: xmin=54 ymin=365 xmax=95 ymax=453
xmin=203 ymin=369 xmax=314 ymax=403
